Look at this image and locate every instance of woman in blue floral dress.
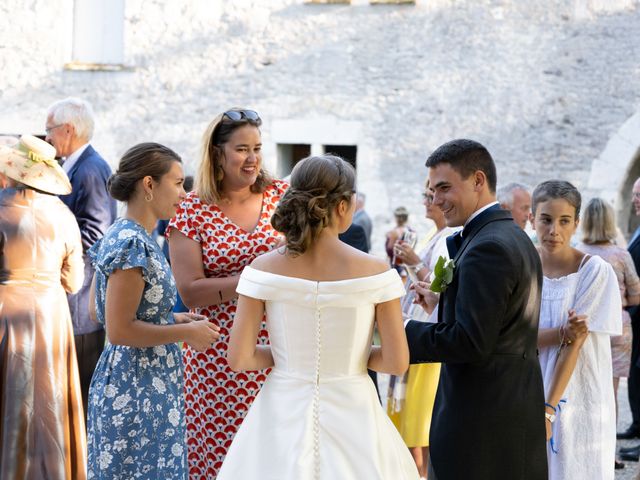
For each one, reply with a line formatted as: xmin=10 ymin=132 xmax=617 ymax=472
xmin=87 ymin=143 xmax=220 ymax=479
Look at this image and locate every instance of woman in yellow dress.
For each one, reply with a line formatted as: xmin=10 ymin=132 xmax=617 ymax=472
xmin=389 ymin=185 xmax=456 ymax=479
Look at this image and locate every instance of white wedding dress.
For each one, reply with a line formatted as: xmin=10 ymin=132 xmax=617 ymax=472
xmin=218 ymin=266 xmax=420 ymax=480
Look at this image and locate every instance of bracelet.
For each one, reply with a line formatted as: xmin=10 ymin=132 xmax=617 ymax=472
xmin=408 ymin=261 xmax=425 ymax=272
xmin=544 ymin=402 xmax=557 ymax=413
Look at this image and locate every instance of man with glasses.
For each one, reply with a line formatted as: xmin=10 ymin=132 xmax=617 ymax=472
xmin=45 ymin=97 xmax=116 ymax=419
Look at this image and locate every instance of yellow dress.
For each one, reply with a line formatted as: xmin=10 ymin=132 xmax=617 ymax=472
xmin=387 ymin=226 xmax=455 ymax=447
xmin=388 ymin=363 xmax=441 ymax=447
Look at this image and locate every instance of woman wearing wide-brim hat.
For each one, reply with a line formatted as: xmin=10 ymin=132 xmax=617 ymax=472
xmin=0 ymin=135 xmax=86 ymax=479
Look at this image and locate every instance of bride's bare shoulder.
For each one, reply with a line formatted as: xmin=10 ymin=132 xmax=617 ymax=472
xmin=250 ymin=247 xmax=288 ymax=271
xmin=348 ymin=249 xmax=390 ymax=277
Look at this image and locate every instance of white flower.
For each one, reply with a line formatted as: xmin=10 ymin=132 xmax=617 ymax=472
xmin=104 ymin=385 xmax=117 ymax=398
xmin=153 ymin=345 xmax=167 ymax=357
xmin=117 ymin=229 xmax=136 ymax=240
xmin=144 ymin=285 xmax=163 ymax=304
xmin=166 ymin=353 xmax=175 ymax=368
xmin=152 ymin=377 xmax=166 ymax=394
xmin=112 ymin=350 xmax=122 ymax=365
xmin=98 ymin=451 xmax=113 ymax=470
xmin=168 ymin=408 xmax=180 ymax=427
xmin=113 ymin=393 xmax=131 ymax=410
xmin=140 ymin=436 xmax=149 ymax=447
xmin=139 ymin=356 xmax=150 ymax=369
xmin=113 ymin=439 xmax=127 ymax=452
xmin=142 ymin=398 xmax=151 ymax=413
xmin=172 ymin=443 xmax=183 ymax=457
xmin=112 ymin=414 xmax=124 ymax=427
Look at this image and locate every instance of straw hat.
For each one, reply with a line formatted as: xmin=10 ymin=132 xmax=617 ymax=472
xmin=0 ymin=134 xmax=71 ymax=195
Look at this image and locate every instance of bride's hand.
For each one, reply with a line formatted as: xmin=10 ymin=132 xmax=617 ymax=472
xmin=173 ymin=312 xmax=208 ymax=324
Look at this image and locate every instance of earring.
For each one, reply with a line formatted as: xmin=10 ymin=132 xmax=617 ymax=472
xmin=145 ymin=193 xmax=153 ymax=202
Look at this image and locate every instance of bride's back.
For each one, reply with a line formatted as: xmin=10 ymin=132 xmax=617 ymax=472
xmin=238 ymin=265 xmax=402 ymax=379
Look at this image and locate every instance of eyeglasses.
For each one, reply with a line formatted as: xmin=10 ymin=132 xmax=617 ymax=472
xmin=223 ymin=110 xmax=260 ymax=122
xmin=633 ymin=192 xmax=640 ymax=199
xmin=45 ymin=124 xmax=64 ymax=135
xmin=422 ymin=191 xmax=434 ymax=203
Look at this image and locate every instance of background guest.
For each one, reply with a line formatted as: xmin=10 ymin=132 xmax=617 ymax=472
xmin=168 ymin=108 xmax=288 ymax=478
xmin=45 ymin=97 xmax=117 ymax=416
xmin=0 ymin=135 xmax=86 ymax=479
xmin=619 ymin=178 xmax=640 ymax=451
xmin=578 ymin=198 xmax=640 ymax=434
xmin=533 ymin=181 xmax=621 ymax=480
xmin=497 ymin=181 xmax=531 ymax=230
xmin=353 ymin=191 xmax=373 ymax=252
xmin=388 ymin=184 xmax=455 ymax=479
xmin=87 ymin=143 xmax=219 ymax=479
xmin=386 ymin=206 xmax=415 ymax=281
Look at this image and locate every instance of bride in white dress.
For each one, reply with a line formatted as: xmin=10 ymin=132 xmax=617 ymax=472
xmin=218 ymin=154 xmax=420 ymax=479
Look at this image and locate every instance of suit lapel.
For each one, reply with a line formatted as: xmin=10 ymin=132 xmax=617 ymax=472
xmin=66 ymin=145 xmax=94 ymax=181
xmin=452 ymin=206 xmax=511 ymax=264
xmin=629 ymin=227 xmax=640 ymax=252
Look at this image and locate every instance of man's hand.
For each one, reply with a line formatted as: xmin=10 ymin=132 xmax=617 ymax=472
xmin=410 ymin=281 xmax=439 ymax=315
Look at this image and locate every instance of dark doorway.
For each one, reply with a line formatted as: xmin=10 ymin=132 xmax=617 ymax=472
xmin=323 ymin=145 xmax=357 ymax=169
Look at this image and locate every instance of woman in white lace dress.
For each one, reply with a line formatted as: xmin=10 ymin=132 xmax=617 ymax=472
xmin=218 ymin=154 xmax=419 ymax=479
xmin=532 ymin=180 xmax=621 ymax=480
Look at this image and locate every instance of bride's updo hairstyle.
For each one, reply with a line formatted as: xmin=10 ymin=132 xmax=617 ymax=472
xmin=272 ymin=154 xmax=356 ymax=256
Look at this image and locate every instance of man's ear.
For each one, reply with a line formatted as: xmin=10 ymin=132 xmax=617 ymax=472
xmin=473 ymin=171 xmax=487 ymax=191
xmin=528 ymin=211 xmax=535 ymax=223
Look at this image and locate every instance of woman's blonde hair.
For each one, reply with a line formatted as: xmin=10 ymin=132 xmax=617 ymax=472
xmin=581 ymin=197 xmax=617 ymax=244
xmin=196 ymin=109 xmax=273 ymax=204
xmin=271 ymin=154 xmax=356 ymax=256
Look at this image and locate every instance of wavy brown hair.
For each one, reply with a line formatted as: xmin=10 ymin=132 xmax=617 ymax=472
xmin=196 ymin=108 xmax=273 ymax=204
xmin=271 ymin=154 xmax=356 ymax=256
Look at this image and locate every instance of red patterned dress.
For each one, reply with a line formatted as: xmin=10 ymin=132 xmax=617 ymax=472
xmin=167 ymin=180 xmax=287 ymax=479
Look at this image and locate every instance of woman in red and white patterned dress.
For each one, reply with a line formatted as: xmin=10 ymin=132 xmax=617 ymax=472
xmin=168 ymin=109 xmax=287 ymax=478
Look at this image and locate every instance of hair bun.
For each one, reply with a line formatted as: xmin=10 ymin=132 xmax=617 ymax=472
xmin=271 ymin=154 xmax=355 ymax=256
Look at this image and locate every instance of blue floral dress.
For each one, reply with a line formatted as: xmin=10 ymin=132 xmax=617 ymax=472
xmin=87 ymin=218 xmax=186 ymax=479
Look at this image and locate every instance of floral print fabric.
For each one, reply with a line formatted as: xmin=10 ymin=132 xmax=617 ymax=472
xmin=87 ymin=218 xmax=186 ymax=479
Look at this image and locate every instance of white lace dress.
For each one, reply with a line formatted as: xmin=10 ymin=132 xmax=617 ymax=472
xmin=217 ymin=267 xmax=420 ymax=480
xmin=538 ymin=255 xmax=622 ymax=480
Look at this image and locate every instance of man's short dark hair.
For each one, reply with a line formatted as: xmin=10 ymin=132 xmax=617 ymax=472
xmin=425 ymin=139 xmax=497 ymax=193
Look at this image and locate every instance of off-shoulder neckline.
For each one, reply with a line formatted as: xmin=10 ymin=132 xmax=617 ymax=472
xmin=243 ymin=265 xmax=398 ymax=285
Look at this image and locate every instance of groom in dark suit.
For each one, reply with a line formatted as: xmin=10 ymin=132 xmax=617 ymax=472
xmin=405 ymin=139 xmax=547 ymax=480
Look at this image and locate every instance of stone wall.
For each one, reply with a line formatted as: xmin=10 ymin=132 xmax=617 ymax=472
xmin=1 ymin=0 xmax=639 ymax=251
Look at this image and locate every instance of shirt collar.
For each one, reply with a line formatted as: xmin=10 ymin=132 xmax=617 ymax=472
xmin=461 ymin=201 xmax=499 ymax=237
xmin=62 ymin=143 xmax=90 ymax=175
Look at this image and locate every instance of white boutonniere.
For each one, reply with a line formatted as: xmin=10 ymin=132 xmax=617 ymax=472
xmin=429 ymin=256 xmax=455 ymax=293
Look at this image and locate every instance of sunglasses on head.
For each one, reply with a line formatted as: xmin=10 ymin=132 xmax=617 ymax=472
xmin=223 ymin=110 xmax=260 ymax=122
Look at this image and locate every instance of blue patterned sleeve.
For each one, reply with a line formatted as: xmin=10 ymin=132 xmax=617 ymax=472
xmin=87 ymin=237 xmax=102 ymax=266
xmin=96 ymin=231 xmax=153 ymax=283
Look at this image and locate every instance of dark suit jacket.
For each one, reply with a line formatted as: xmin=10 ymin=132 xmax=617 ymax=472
xmin=339 ymin=223 xmax=368 ymax=253
xmin=406 ymin=206 xmax=547 ymax=480
xmin=628 ymin=231 xmax=640 ymax=319
xmin=60 ymin=145 xmax=116 ymax=334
